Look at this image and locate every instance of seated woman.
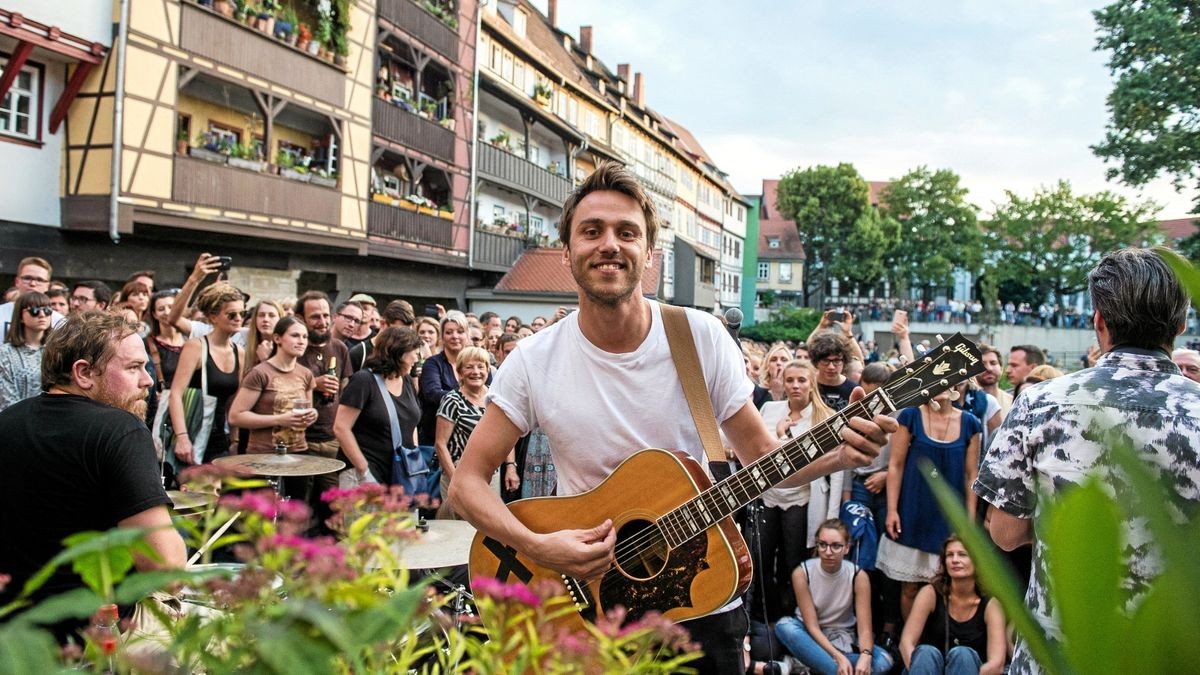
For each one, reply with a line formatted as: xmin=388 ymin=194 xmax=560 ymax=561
xmin=775 ymin=519 xmax=893 ymax=675
xmin=899 ymin=536 xmax=1006 ymax=675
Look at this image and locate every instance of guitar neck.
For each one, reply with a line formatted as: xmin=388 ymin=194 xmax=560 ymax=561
xmin=657 ymin=389 xmax=896 ymax=548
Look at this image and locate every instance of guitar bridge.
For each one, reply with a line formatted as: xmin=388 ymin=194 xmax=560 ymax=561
xmin=562 ymin=575 xmax=596 ymax=622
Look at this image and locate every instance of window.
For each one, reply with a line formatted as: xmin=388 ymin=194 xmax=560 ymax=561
xmin=513 ymin=9 xmax=527 ymax=38
xmin=767 ymin=237 xmax=780 ymax=249
xmin=208 ymin=121 xmax=242 ymax=147
xmin=1 ymin=58 xmax=40 ymax=141
xmin=779 ymin=262 xmax=793 ymax=283
xmin=757 ymin=262 xmax=770 ymax=281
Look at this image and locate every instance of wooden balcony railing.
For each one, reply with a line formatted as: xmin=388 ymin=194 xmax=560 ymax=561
xmin=372 ymin=98 xmax=455 ymax=163
xmin=473 ymin=230 xmax=526 ymax=269
xmin=173 ymin=156 xmax=341 ymax=226
xmin=378 ymin=0 xmax=459 ymax=61
xmin=367 ymin=201 xmax=455 ymax=248
xmin=180 ymin=2 xmax=345 ymax=107
xmin=477 ymin=143 xmax=572 ymax=207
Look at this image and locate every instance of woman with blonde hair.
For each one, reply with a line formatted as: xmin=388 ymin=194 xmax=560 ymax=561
xmin=416 ymin=315 xmax=441 ymax=359
xmin=168 ymin=282 xmax=245 ymax=464
xmin=759 ymin=342 xmax=794 ymax=403
xmin=1013 ymin=364 xmax=1063 ymax=399
xmin=435 ymin=346 xmax=514 ymax=518
xmin=756 ymin=359 xmax=840 ymax=620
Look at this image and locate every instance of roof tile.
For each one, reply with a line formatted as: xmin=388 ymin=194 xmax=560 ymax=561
xmin=495 ymin=246 xmax=662 ymax=296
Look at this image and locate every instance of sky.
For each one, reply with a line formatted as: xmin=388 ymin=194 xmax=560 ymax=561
xmin=538 ymin=0 xmax=1196 ymax=219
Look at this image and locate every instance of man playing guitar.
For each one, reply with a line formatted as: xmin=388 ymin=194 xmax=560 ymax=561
xmin=450 ymin=162 xmax=897 ymax=673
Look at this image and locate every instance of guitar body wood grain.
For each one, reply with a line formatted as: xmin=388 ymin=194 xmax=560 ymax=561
xmin=468 ymin=448 xmax=752 ymax=631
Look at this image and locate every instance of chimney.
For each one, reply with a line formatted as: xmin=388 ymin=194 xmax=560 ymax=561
xmin=547 ymin=0 xmax=557 ymax=27
xmin=617 ymin=63 xmax=630 ymax=91
xmin=579 ymin=25 xmax=592 ymax=53
xmin=634 ymin=72 xmax=645 ymax=107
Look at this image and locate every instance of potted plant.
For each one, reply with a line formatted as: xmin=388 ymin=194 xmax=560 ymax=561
xmin=214 ymin=0 xmax=235 ymax=18
xmin=310 ymin=168 xmax=338 ymax=188
xmin=533 ymin=81 xmax=552 ymax=106
xmin=239 ymin=1 xmax=257 ymax=25
xmin=439 ymin=116 xmax=455 ymax=131
xmin=276 ymin=150 xmax=310 ymax=182
xmin=438 ymin=202 xmax=454 ymax=220
xmin=490 ymin=130 xmax=511 ymax=151
xmin=190 ymin=131 xmax=229 ymax=164
xmin=296 ymin=23 xmax=313 ymax=51
xmin=228 ymin=142 xmax=266 ymax=172
xmin=176 ymin=129 xmax=189 ymax=156
xmin=256 ymin=0 xmax=277 ymax=35
xmin=280 ymin=6 xmax=299 ymax=44
xmin=333 ymin=31 xmax=349 ymax=67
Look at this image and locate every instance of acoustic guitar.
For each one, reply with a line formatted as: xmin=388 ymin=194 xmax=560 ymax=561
xmin=469 ymin=333 xmax=985 ymax=630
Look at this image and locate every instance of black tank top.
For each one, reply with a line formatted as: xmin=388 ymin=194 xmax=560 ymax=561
xmin=188 ymin=337 xmax=240 ymax=432
xmin=919 ymin=592 xmax=990 ymax=656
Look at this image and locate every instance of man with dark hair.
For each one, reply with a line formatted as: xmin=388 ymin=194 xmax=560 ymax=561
xmin=450 ymin=161 xmax=894 ymax=674
xmin=45 ymin=287 xmax=69 ymax=317
xmin=346 ymin=293 xmax=378 ymax=345
xmin=975 ymin=247 xmax=1200 ymax=675
xmin=332 ymin=300 xmax=364 ymax=345
xmin=348 ymin=300 xmax=417 ymax=372
xmin=126 ymin=270 xmax=156 ymax=293
xmin=478 ymin=311 xmax=501 ymax=335
xmin=1005 ymin=344 xmax=1046 ymax=391
xmin=807 ymin=329 xmax=858 ymax=411
xmin=1 ymin=256 xmax=65 ymax=339
xmin=0 ymin=312 xmax=185 ymax=638
xmin=69 ymin=280 xmax=113 ymax=314
xmin=976 ymin=344 xmax=1013 ymax=420
xmin=296 ymin=291 xmax=352 ymax=517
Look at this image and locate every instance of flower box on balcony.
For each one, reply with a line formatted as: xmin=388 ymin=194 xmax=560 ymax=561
xmin=418 ymin=206 xmax=437 ymax=216
xmin=190 ymin=147 xmax=228 ymax=165
xmin=281 ymin=167 xmax=311 ymax=183
xmin=437 ymin=209 xmax=453 ymax=220
xmin=397 ymin=199 xmax=418 ymax=212
xmin=310 ymin=175 xmax=338 ymax=188
xmin=228 ymin=157 xmax=267 ymax=173
xmin=371 ymin=192 xmax=393 ymax=204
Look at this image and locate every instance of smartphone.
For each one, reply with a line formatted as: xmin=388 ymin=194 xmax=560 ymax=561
xmin=893 ymin=309 xmax=908 ymax=325
xmin=424 ymin=304 xmax=439 ymax=318
xmin=827 ymin=310 xmax=846 ymax=323
xmin=215 ymin=256 xmax=233 ymax=272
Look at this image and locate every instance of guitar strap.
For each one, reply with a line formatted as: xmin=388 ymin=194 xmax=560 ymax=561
xmin=661 ymin=304 xmax=726 ymax=465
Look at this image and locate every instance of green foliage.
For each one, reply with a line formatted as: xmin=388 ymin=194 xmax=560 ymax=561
xmin=740 ymin=306 xmax=822 ymax=343
xmin=1158 ymin=245 xmax=1200 ymax=312
xmin=1093 ymin=0 xmax=1200 ymax=211
xmin=775 ymin=163 xmax=894 ymax=305
xmin=1178 ymin=230 xmax=1200 ymax=266
xmin=983 ymin=181 xmax=1161 ymax=304
xmin=879 ymin=167 xmax=981 ymax=300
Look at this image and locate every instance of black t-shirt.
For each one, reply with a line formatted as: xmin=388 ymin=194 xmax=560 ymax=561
xmin=337 ymin=369 xmax=420 ymax=484
xmin=818 ymin=379 xmax=857 ymax=412
xmin=347 ymin=338 xmax=373 ymax=374
xmin=0 ymin=394 xmax=169 ymax=608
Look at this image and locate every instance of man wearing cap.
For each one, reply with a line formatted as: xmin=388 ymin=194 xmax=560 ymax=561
xmin=345 ymin=293 xmax=377 ymax=351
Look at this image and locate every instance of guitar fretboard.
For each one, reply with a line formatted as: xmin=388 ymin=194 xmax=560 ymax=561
xmin=656 ymin=391 xmax=893 ymax=549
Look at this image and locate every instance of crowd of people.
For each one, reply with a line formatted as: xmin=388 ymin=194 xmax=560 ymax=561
xmin=2 ymin=163 xmax=1199 ymax=674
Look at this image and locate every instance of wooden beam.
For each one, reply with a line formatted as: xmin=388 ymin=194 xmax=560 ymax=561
xmin=177 ymin=65 xmax=199 ymax=90
xmin=0 ymin=41 xmax=33 ymax=103
xmin=48 ymin=61 xmax=95 ymax=134
xmin=371 ymin=145 xmax=385 ymax=164
xmin=521 ymin=112 xmax=536 ymax=161
xmin=326 ymin=114 xmax=341 ymax=142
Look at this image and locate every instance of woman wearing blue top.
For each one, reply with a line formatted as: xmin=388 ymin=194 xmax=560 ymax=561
xmin=877 ymin=389 xmax=980 ymax=620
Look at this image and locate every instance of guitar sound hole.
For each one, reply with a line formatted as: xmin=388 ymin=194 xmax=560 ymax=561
xmin=612 ymin=519 xmax=668 ymax=581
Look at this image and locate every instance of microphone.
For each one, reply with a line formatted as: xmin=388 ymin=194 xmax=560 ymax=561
xmin=724 ymin=307 xmax=743 ymax=341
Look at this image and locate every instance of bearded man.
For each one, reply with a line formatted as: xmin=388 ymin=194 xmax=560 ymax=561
xmin=0 ymin=311 xmax=185 ymax=638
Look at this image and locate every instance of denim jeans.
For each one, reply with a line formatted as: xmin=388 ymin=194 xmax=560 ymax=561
xmin=775 ymin=616 xmax=893 ymax=675
xmin=906 ymin=644 xmax=982 ymax=675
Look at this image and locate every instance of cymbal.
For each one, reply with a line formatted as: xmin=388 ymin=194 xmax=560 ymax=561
xmin=167 ymin=490 xmax=216 ymax=511
xmin=380 ymin=520 xmax=478 ymax=570
xmin=213 ymin=453 xmax=346 ymax=477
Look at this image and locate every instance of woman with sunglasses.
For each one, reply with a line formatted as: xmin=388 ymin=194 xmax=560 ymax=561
xmin=168 ymin=283 xmax=245 ymax=464
xmin=774 ymin=519 xmax=893 ymax=675
xmin=0 ymin=291 xmax=53 ymax=411
xmin=899 ymin=536 xmax=1006 ymax=675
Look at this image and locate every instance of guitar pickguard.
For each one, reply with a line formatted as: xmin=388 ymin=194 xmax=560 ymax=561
xmin=597 ymin=534 xmax=709 ymax=621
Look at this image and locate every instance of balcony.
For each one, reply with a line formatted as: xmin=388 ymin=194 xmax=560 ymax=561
xmin=180 ymin=2 xmax=345 ymax=107
xmin=173 ymin=156 xmax=341 ymax=226
xmin=477 ymin=143 xmax=572 ymax=208
xmin=474 ymin=230 xmax=527 ymax=269
xmin=378 ymin=0 xmax=459 ymax=61
xmin=372 ymin=98 xmax=455 ymax=163
xmin=367 ymin=200 xmax=455 ymax=248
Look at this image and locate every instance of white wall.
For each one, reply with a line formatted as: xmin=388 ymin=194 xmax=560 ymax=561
xmin=5 ymin=0 xmax=112 ymax=45
xmin=0 ymin=47 xmax=66 ymax=228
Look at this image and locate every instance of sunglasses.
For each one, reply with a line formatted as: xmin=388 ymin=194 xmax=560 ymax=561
xmin=224 ymin=310 xmax=246 ymax=321
xmin=25 ymin=306 xmax=54 ymax=317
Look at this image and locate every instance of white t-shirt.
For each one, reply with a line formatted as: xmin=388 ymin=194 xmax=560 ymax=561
xmin=487 ymin=299 xmax=753 ymax=497
xmin=758 ymin=400 xmax=813 ymax=508
xmin=0 ymin=302 xmax=66 ymax=343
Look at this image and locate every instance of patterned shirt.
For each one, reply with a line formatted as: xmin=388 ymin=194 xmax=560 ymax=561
xmin=436 ymin=389 xmax=485 ymax=466
xmin=974 ymin=348 xmax=1200 ymax=675
xmin=0 ymin=343 xmax=43 ymax=412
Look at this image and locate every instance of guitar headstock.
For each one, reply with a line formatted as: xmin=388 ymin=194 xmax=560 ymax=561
xmin=881 ymin=333 xmax=987 ymax=410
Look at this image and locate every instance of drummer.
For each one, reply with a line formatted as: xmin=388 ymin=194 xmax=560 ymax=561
xmin=0 ymin=312 xmax=186 ymax=641
xmin=228 ymin=315 xmax=318 ymax=498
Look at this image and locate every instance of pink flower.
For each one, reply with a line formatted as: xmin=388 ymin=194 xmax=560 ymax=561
xmin=0 ymin=573 xmax=10 ymax=594
xmin=470 ymin=577 xmax=542 ymax=608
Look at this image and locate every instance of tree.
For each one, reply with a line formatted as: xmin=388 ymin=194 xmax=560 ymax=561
xmin=775 ymin=163 xmax=896 ymax=307
xmin=1093 ymin=0 xmax=1200 ymax=211
xmin=879 ymin=167 xmax=982 ymax=301
xmin=1179 ymin=230 xmax=1200 ymax=265
xmin=984 ymin=181 xmax=1162 ymax=307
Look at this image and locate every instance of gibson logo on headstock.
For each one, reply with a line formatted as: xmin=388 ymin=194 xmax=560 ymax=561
xmin=952 ymin=343 xmax=979 ymax=366
xmin=933 ymin=362 xmax=951 ymax=375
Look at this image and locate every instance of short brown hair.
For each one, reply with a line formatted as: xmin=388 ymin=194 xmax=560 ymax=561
xmin=16 ymin=256 xmax=52 ymax=279
xmin=383 ymin=299 xmax=415 ymax=327
xmin=296 ymin=290 xmax=331 ymax=318
xmin=41 ymin=311 xmax=138 ymax=391
xmin=978 ymin=343 xmax=1001 ymax=361
xmin=362 ymin=327 xmax=423 ymax=378
xmin=558 ymin=161 xmax=658 ymax=248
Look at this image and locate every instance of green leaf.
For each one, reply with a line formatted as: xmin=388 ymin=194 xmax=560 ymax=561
xmin=1044 ymin=479 xmax=1126 ymax=675
xmin=20 ymin=529 xmax=152 ymax=598
xmin=72 ymin=544 xmax=135 ymax=596
xmin=10 ymin=587 xmax=102 ymax=626
xmin=252 ymin=617 xmax=339 ymax=675
xmin=0 ymin=623 xmax=62 ymax=675
xmin=921 ymin=459 xmax=1072 ymax=675
xmin=1158 ymin=246 xmax=1200 ymax=310
xmin=112 ymin=568 xmax=233 ymax=606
